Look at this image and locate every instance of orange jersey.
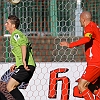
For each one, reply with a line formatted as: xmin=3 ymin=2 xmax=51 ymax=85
xmin=69 ymin=21 xmax=100 ymax=66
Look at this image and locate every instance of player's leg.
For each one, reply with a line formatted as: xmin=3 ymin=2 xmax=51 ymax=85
xmin=92 ymin=76 xmax=100 ymax=99
xmin=73 ymin=86 xmax=83 ymax=98
xmin=7 ymin=77 xmax=25 ymax=100
xmin=10 ymin=88 xmax=24 ymax=100
xmin=94 ymin=89 xmax=100 ymax=99
xmin=6 ymin=66 xmax=26 ymax=100
xmin=88 ymin=79 xmax=100 ymax=99
xmin=7 ymin=65 xmax=36 ymax=100
xmin=89 ymin=67 xmax=100 ymax=99
xmin=78 ymin=66 xmax=100 ymax=100
xmin=78 ymin=78 xmax=94 ymax=100
xmin=80 ymin=77 xmax=100 ymax=99
xmin=0 ymin=92 xmax=7 ymax=100
xmin=73 ymin=82 xmax=99 ymax=98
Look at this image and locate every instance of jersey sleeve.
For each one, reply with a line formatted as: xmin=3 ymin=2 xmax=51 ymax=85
xmin=69 ymin=24 xmax=94 ymax=48
xmin=69 ymin=37 xmax=91 ymax=48
xmin=13 ymin=33 xmax=28 ymax=46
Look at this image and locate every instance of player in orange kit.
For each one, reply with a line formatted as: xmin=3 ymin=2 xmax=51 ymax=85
xmin=60 ymin=11 xmax=100 ymax=100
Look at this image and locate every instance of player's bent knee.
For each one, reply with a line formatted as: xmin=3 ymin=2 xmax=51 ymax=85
xmin=6 ymin=78 xmax=20 ymax=92
xmin=7 ymin=84 xmax=17 ymax=92
xmin=78 ymin=84 xmax=86 ymax=92
xmin=77 ymin=84 xmax=83 ymax=92
xmin=6 ymin=84 xmax=11 ymax=92
xmin=6 ymin=83 xmax=15 ymax=92
xmin=78 ymin=79 xmax=89 ymax=92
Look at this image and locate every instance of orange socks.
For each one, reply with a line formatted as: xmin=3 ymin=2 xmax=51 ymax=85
xmin=82 ymin=88 xmax=94 ymax=100
xmin=73 ymin=86 xmax=83 ymax=98
xmin=94 ymin=89 xmax=100 ymax=99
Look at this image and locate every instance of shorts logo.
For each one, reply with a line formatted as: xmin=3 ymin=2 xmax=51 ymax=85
xmin=14 ymin=69 xmax=20 ymax=75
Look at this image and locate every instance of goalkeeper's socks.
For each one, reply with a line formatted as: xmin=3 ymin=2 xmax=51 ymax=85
xmin=10 ymin=88 xmax=25 ymax=100
xmin=82 ymin=88 xmax=94 ymax=100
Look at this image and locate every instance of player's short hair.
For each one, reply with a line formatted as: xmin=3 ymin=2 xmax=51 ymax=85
xmin=8 ymin=15 xmax=20 ymax=29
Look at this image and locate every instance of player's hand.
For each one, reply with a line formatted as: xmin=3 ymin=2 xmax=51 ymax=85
xmin=23 ymin=60 xmax=30 ymax=71
xmin=59 ymin=41 xmax=69 ymax=47
xmin=10 ymin=64 xmax=16 ymax=72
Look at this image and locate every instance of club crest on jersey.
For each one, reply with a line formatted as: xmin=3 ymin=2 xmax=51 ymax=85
xmin=14 ymin=34 xmax=20 ymax=41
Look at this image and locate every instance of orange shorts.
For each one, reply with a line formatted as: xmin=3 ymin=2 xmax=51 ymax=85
xmin=81 ymin=66 xmax=100 ymax=83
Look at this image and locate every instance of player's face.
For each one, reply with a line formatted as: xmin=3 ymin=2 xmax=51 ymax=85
xmin=5 ymin=19 xmax=14 ymax=33
xmin=80 ymin=15 xmax=85 ymax=27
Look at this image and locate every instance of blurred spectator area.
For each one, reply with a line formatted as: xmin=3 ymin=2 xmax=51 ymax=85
xmin=0 ymin=36 xmax=85 ymax=62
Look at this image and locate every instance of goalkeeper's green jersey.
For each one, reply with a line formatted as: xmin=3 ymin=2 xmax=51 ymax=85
xmin=10 ymin=29 xmax=36 ymax=68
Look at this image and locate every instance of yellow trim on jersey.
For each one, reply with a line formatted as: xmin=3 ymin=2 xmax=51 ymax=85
xmin=85 ymin=33 xmax=92 ymax=39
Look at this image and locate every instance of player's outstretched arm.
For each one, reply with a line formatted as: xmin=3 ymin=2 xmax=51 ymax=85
xmin=59 ymin=41 xmax=69 ymax=47
xmin=69 ymin=37 xmax=91 ymax=48
xmin=60 ymin=37 xmax=91 ymax=48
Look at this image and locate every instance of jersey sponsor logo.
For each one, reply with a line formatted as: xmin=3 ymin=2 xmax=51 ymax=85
xmin=14 ymin=34 xmax=20 ymax=41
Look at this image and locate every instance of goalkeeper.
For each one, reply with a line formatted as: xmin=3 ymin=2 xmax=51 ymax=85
xmin=60 ymin=11 xmax=100 ymax=100
xmin=5 ymin=15 xmax=36 ymax=100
